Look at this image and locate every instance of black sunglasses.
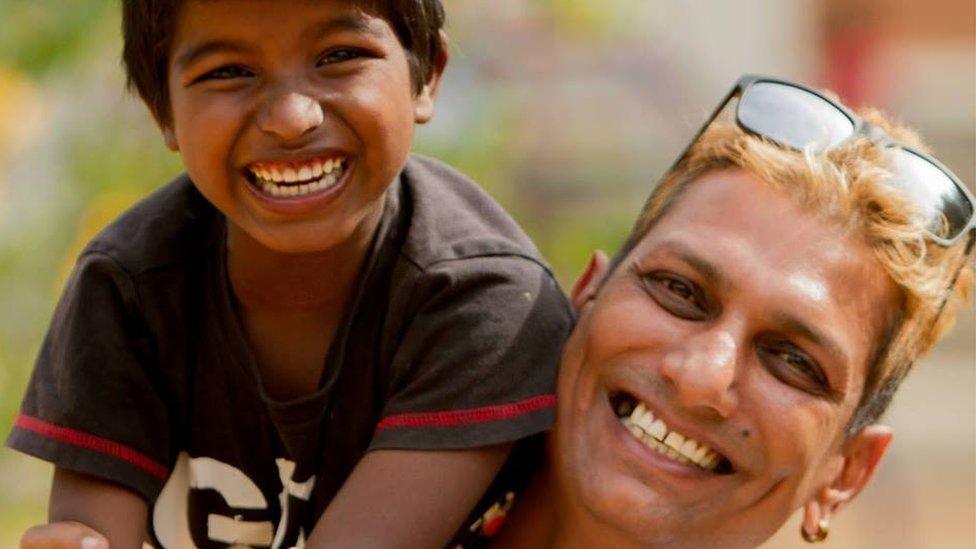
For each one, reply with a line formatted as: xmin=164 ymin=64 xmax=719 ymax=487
xmin=674 ymin=74 xmax=975 ymax=252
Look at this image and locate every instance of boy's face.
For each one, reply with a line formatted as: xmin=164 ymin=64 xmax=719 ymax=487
xmin=163 ymin=0 xmax=442 ymax=253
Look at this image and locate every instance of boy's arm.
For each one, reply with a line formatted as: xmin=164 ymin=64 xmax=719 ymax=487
xmin=9 ymin=253 xmax=167 ymax=549
xmin=308 ymin=445 xmax=511 ymax=548
xmin=19 ymin=467 xmax=147 ymax=549
xmin=49 ymin=468 xmax=148 ymax=546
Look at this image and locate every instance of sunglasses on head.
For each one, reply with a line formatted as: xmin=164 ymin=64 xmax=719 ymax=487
xmin=676 ymin=74 xmax=975 ymax=252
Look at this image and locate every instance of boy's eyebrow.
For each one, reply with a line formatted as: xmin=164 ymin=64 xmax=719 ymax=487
xmin=302 ymin=13 xmax=386 ymax=42
xmin=174 ymin=14 xmax=384 ymax=70
xmin=174 ymin=40 xmax=254 ymax=70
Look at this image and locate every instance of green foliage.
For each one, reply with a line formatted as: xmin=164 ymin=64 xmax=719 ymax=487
xmin=0 ymin=0 xmax=117 ymax=77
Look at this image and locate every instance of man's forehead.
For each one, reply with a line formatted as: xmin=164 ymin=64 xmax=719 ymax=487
xmin=647 ymin=169 xmax=853 ymax=257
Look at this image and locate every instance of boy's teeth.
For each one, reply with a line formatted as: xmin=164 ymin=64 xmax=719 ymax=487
xmin=249 ymin=156 xmax=346 ymax=197
xmin=618 ymin=397 xmax=726 ymax=473
xmin=250 ymin=156 xmax=346 ymax=184
xmin=258 ymin=172 xmax=340 ymax=198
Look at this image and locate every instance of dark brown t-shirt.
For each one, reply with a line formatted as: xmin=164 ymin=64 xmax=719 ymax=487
xmin=7 ymin=155 xmax=572 ymax=548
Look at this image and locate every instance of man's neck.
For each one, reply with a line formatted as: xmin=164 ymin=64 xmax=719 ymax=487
xmin=496 ymin=436 xmax=649 ymax=549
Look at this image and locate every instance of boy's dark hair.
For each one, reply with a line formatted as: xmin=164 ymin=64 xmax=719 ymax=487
xmin=122 ymin=0 xmax=446 ymax=126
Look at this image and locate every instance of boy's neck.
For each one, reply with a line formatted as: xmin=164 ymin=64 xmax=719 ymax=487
xmin=225 ymin=201 xmax=385 ymax=315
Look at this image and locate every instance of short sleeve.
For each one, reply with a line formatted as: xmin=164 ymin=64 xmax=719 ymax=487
xmin=5 ymin=251 xmax=171 ymax=502
xmin=369 ymin=256 xmax=573 ymax=451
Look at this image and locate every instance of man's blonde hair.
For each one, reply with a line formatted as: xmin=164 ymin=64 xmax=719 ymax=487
xmin=618 ymin=105 xmax=973 ymax=433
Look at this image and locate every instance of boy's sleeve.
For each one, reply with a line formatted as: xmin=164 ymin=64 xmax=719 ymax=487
xmin=369 ymin=255 xmax=574 ymax=451
xmin=5 ymin=251 xmax=171 ymax=502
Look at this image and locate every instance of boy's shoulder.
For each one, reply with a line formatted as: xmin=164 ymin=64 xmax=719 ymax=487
xmin=399 ymin=155 xmax=547 ymax=272
xmin=84 ymin=174 xmax=220 ymax=275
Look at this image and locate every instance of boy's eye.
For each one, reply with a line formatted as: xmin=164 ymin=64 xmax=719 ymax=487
xmin=640 ymin=271 xmax=709 ymax=321
xmin=318 ymin=48 xmax=366 ymax=65
xmin=196 ymin=65 xmax=253 ymax=82
xmin=758 ymin=341 xmax=832 ymax=397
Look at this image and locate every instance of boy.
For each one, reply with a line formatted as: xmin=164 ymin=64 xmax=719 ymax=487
xmin=8 ymin=1 xmax=572 ymax=547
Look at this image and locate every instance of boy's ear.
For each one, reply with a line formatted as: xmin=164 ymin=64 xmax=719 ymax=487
xmin=801 ymin=425 xmax=893 ymax=538
xmin=571 ymin=251 xmax=610 ymax=312
xmin=413 ymin=31 xmax=449 ymax=124
xmin=162 ymin=126 xmax=179 ymax=152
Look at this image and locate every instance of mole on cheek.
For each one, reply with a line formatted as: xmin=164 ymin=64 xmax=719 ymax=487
xmin=740 ymin=428 xmax=751 ymax=438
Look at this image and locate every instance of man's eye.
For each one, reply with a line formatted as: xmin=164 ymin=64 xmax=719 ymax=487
xmin=759 ymin=344 xmax=831 ymax=396
xmin=640 ymin=271 xmax=708 ymax=321
xmin=197 ymin=65 xmax=253 ymax=82
xmin=318 ymin=48 xmax=365 ymax=65
xmin=663 ymin=278 xmax=695 ymax=302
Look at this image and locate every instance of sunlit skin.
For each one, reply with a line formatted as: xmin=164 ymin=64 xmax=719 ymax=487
xmin=538 ymin=169 xmax=899 ymax=548
xmin=164 ymin=0 xmax=437 ymax=256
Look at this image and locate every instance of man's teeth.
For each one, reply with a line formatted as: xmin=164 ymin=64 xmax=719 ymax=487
xmin=248 ymin=157 xmax=346 ymax=197
xmin=620 ymin=402 xmax=724 ymax=472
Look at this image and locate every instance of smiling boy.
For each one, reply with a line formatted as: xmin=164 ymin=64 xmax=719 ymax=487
xmin=8 ymin=1 xmax=571 ymax=547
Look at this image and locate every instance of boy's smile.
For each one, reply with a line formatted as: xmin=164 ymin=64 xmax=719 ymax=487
xmin=164 ymin=0 xmax=441 ymax=253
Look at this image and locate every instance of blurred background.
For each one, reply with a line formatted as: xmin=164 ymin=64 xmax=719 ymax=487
xmin=0 ymin=0 xmax=972 ymax=547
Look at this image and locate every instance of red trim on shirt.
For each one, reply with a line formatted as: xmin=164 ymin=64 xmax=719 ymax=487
xmin=375 ymin=394 xmax=556 ymax=431
xmin=14 ymin=414 xmax=169 ymax=481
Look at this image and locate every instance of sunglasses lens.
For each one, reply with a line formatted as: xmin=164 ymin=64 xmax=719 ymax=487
xmin=888 ymin=148 xmax=973 ymax=240
xmin=739 ymin=82 xmax=854 ymax=151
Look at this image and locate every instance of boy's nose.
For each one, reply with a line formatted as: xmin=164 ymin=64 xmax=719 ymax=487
xmin=659 ymin=329 xmax=739 ymax=419
xmin=257 ymin=92 xmax=324 ymax=143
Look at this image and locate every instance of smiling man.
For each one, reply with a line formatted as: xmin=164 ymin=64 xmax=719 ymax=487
xmin=491 ymin=77 xmax=974 ymax=548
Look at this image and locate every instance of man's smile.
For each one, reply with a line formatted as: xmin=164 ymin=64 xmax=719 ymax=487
xmin=610 ymin=392 xmax=734 ymax=474
xmin=608 ymin=390 xmax=736 ymax=476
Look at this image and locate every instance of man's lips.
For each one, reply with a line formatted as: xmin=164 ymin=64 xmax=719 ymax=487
xmin=608 ymin=390 xmax=736 ymax=475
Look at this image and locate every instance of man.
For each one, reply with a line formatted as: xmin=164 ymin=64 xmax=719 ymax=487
xmin=492 ymin=76 xmax=973 ymax=548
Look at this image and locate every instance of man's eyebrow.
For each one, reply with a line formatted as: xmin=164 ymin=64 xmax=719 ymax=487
xmin=655 ymin=240 xmax=727 ymax=290
xmin=770 ymin=311 xmax=849 ymax=375
xmin=174 ymin=40 xmax=253 ymax=69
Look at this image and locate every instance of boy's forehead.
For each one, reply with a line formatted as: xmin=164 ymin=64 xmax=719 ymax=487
xmin=170 ymin=0 xmax=389 ymax=64
xmin=172 ymin=0 xmax=383 ymax=36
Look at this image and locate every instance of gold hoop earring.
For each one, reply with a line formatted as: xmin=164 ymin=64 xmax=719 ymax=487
xmin=801 ymin=519 xmax=829 ymax=543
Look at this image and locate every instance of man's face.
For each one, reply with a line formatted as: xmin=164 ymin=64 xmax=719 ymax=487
xmin=164 ymin=0 xmax=440 ymax=253
xmin=554 ymin=169 xmax=900 ymax=547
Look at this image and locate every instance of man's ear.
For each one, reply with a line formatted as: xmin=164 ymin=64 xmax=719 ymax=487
xmin=413 ymin=30 xmax=449 ymax=124
xmin=802 ymin=425 xmax=893 ymax=536
xmin=571 ymin=251 xmax=610 ymax=312
xmin=162 ymin=125 xmax=179 ymax=152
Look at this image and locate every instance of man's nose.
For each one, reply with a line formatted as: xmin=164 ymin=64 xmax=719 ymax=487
xmin=257 ymin=91 xmax=324 ymax=143
xmin=659 ymin=329 xmax=739 ymax=418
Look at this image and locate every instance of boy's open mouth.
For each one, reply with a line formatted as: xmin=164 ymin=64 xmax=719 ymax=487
xmin=245 ymin=155 xmax=348 ymax=198
xmin=609 ymin=391 xmax=734 ymax=475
